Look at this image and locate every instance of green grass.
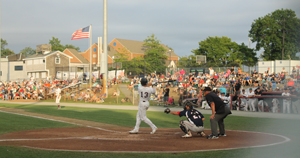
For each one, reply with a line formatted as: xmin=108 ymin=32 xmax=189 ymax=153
xmin=0 ymin=103 xmax=300 ymax=158
xmin=0 ymin=111 xmax=77 ymax=135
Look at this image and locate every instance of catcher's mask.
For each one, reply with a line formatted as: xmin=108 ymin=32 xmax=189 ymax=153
xmin=141 ymin=78 xmax=148 ymax=86
xmin=184 ymin=101 xmax=193 ymax=110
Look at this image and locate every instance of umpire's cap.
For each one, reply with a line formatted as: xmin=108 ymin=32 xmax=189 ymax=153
xmin=141 ymin=78 xmax=148 ymax=86
xmin=202 ymin=87 xmax=212 ymax=91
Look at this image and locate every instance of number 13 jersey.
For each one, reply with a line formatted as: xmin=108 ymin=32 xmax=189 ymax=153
xmin=138 ymin=86 xmax=156 ymax=102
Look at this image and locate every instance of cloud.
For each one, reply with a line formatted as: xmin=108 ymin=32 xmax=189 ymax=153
xmin=1 ymin=0 xmax=299 ymax=58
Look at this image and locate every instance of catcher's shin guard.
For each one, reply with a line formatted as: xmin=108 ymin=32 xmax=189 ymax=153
xmin=179 ymin=120 xmax=188 ymax=134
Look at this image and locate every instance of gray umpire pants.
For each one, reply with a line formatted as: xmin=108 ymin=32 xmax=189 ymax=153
xmin=210 ymin=106 xmax=231 ymax=136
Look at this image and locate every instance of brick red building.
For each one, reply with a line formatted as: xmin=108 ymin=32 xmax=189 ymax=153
xmin=63 ymin=38 xmax=179 ymax=67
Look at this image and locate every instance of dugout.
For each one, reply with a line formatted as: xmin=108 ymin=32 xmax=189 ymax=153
xmin=236 ymin=94 xmax=298 ymax=113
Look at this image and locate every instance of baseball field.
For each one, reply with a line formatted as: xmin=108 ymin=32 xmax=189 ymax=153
xmin=0 ymin=102 xmax=299 ymax=158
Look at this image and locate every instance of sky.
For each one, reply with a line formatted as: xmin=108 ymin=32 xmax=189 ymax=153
xmin=1 ymin=0 xmax=299 ymax=58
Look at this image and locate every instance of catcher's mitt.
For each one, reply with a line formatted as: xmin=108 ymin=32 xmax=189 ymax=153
xmin=164 ymin=108 xmax=171 ymax=114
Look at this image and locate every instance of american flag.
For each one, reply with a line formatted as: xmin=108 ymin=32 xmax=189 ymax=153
xmin=71 ymin=26 xmax=90 ymax=40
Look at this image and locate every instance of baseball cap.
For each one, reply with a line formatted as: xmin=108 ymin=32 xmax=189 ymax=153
xmin=242 ymin=89 xmax=245 ymax=91
xmin=249 ymin=88 xmax=252 ymax=90
xmin=202 ymin=87 xmax=212 ymax=91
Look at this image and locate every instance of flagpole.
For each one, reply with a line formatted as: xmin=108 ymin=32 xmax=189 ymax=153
xmin=0 ymin=0 xmax=2 ymax=81
xmin=89 ymin=24 xmax=92 ymax=88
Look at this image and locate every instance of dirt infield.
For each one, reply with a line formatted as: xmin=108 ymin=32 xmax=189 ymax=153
xmin=0 ymin=108 xmax=289 ymax=153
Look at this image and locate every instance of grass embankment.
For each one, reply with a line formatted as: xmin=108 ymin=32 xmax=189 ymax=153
xmin=42 ymin=84 xmax=133 ymax=105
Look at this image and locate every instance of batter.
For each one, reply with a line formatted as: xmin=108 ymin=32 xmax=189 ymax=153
xmin=129 ymin=78 xmax=158 ymax=134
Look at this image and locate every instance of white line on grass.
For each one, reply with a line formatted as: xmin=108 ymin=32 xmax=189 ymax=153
xmin=0 ymin=110 xmax=122 ymax=133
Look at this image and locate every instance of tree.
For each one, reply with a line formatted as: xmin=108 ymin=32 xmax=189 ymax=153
xmin=1 ymin=38 xmax=15 ymax=56
xmin=1 ymin=48 xmax=15 ymax=56
xmin=238 ymin=43 xmax=258 ymax=67
xmin=178 ymin=55 xmax=199 ymax=67
xmin=114 ymin=47 xmax=131 ymax=63
xmin=49 ymin=37 xmax=64 ymax=51
xmin=1 ymin=39 xmax=8 ymax=51
xmin=249 ymin=9 xmax=300 ymax=60
xmin=20 ymin=47 xmax=36 ymax=57
xmin=192 ymin=36 xmax=246 ymax=67
xmin=143 ymin=34 xmax=168 ymax=74
xmin=64 ymin=44 xmax=81 ymax=52
xmin=49 ymin=37 xmax=81 ymax=52
xmin=123 ymin=57 xmax=151 ymax=75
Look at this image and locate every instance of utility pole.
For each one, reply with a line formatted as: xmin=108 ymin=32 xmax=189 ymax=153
xmin=103 ymin=0 xmax=108 ymax=98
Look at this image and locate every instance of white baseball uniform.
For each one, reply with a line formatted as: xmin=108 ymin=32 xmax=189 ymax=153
xmin=247 ymin=91 xmax=256 ymax=112
xmin=240 ymin=92 xmax=249 ymax=111
xmin=219 ymin=95 xmax=230 ymax=105
xmin=272 ymin=98 xmax=280 ymax=113
xmin=132 ymin=85 xmax=157 ymax=132
xmin=55 ymin=87 xmax=61 ymax=104
xmin=258 ymin=100 xmax=269 ymax=112
xmin=282 ymin=92 xmax=291 ymax=114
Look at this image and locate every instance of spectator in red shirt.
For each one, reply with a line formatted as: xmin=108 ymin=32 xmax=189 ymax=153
xmin=180 ymin=69 xmax=185 ymax=76
xmin=199 ymin=78 xmax=205 ymax=84
xmin=168 ymin=96 xmax=174 ymax=105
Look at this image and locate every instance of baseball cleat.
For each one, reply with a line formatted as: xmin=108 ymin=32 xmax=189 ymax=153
xmin=182 ymin=131 xmax=192 ymax=138
xmin=218 ymin=133 xmax=227 ymax=137
xmin=207 ymin=134 xmax=219 ymax=139
xmin=150 ymin=127 xmax=158 ymax=134
xmin=129 ymin=129 xmax=138 ymax=134
xmin=198 ymin=131 xmax=206 ymax=137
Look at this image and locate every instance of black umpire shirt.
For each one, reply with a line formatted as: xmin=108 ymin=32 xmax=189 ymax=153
xmin=205 ymin=92 xmax=226 ymax=114
xmin=255 ymin=89 xmax=263 ymax=101
xmin=179 ymin=109 xmax=204 ymax=127
xmin=164 ymin=87 xmax=170 ymax=97
xmin=234 ymin=82 xmax=241 ymax=92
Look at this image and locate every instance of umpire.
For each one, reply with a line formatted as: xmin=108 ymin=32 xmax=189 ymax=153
xmin=203 ymin=87 xmax=232 ymax=139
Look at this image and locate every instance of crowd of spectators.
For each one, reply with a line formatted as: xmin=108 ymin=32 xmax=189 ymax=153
xmin=1 ymin=66 xmax=299 ymax=113
xmin=0 ymin=75 xmax=107 ymax=103
xmin=127 ymin=66 xmax=299 ymax=113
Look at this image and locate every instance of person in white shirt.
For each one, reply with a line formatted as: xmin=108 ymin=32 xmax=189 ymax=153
xmin=209 ymin=67 xmax=214 ymax=76
xmin=247 ymin=88 xmax=256 ymax=112
xmin=240 ymin=89 xmax=249 ymax=111
xmin=282 ymin=88 xmax=291 ymax=114
xmin=219 ymin=92 xmax=230 ymax=107
xmin=129 ymin=78 xmax=157 ymax=134
xmin=271 ymin=98 xmax=280 ymax=113
xmin=55 ymin=85 xmax=62 ymax=109
xmin=30 ymin=76 xmax=34 ymax=81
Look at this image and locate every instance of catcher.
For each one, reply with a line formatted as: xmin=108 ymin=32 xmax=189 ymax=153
xmin=164 ymin=102 xmax=205 ymax=138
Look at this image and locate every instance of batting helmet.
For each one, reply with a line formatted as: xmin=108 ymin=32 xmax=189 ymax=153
xmin=141 ymin=78 xmax=148 ymax=86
